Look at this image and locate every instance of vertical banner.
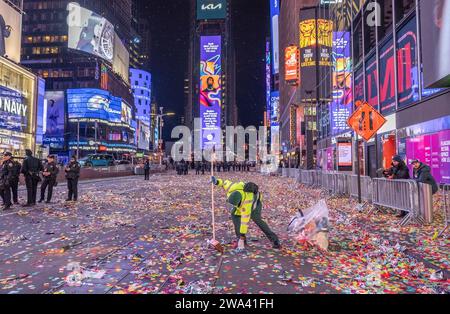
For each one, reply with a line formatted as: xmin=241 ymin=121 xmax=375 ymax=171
xmin=266 ymin=40 xmax=271 ymax=126
xmin=270 ymin=0 xmax=280 ymax=75
xmin=200 ymin=36 xmax=222 ymax=150
xmin=330 ymin=31 xmax=352 ymax=135
xmin=285 ymin=46 xmax=300 ymax=85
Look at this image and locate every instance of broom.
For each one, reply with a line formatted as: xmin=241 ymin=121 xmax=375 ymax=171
xmin=209 ymin=151 xmax=224 ymax=254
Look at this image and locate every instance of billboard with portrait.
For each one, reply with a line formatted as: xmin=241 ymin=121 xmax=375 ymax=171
xmin=200 ymin=36 xmax=222 ymax=150
xmin=137 ymin=120 xmax=150 ymax=150
xmin=67 ymin=89 xmax=121 ymax=123
xmin=0 ymin=0 xmax=22 ymax=63
xmin=197 ymin=0 xmax=227 ymax=20
xmin=43 ymin=91 xmax=66 ymax=149
xmin=67 ymin=3 xmax=115 ymax=63
xmin=121 ymin=101 xmax=133 ymax=126
xmin=420 ymin=0 xmax=450 ymax=88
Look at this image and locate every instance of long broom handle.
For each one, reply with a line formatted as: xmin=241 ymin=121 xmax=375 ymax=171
xmin=211 ymin=152 xmax=216 ymax=240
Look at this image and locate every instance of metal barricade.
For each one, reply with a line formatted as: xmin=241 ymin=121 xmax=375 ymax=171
xmin=372 ymin=178 xmax=423 ymax=226
xmin=348 ymin=175 xmax=373 ymax=203
xmin=312 ymin=170 xmax=322 ymax=188
xmin=282 ymin=168 xmax=288 ymax=177
xmin=335 ymin=173 xmax=350 ymax=196
xmin=321 ymin=172 xmax=336 ymax=193
xmin=439 ymin=185 xmax=450 ymax=237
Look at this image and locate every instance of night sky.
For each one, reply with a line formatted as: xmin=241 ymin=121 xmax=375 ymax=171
xmin=147 ymin=0 xmax=269 ymax=139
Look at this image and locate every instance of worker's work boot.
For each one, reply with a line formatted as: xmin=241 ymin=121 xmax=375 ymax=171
xmin=272 ymin=240 xmax=281 ymax=249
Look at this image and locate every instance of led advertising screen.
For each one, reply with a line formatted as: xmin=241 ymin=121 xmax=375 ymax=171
xmin=67 ymin=3 xmax=115 ymax=63
xmin=137 ymin=120 xmax=151 ymax=150
xmin=397 ymin=17 xmax=419 ymax=109
xmin=197 ymin=0 xmax=227 ymax=20
xmin=113 ymin=35 xmax=130 ymax=84
xmin=330 ymin=31 xmax=352 ymax=135
xmin=337 ymin=142 xmax=352 ymax=167
xmin=121 ymin=102 xmax=133 ymax=126
xmin=67 ymin=89 xmax=121 ymax=123
xmin=0 ymin=0 xmax=22 ymax=63
xmin=270 ymin=91 xmax=280 ymax=127
xmin=365 ymin=54 xmax=378 ymax=108
xmin=0 ymin=85 xmax=31 ymax=133
xmin=317 ymin=19 xmax=333 ymax=67
xmin=200 ymin=36 xmax=222 ymax=150
xmin=270 ymin=0 xmax=280 ymax=75
xmin=285 ymin=46 xmax=300 ymax=85
xmin=406 ymin=129 xmax=450 ymax=184
xmin=266 ymin=41 xmax=271 ymax=125
xmin=43 ymin=91 xmax=65 ymax=150
xmin=299 ymin=19 xmax=317 ymax=68
xmin=420 ymin=0 xmax=450 ymax=88
xmin=379 ymin=37 xmax=396 ymax=114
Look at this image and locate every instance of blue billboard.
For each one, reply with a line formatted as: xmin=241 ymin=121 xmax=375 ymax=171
xmin=0 ymin=85 xmax=30 ymax=133
xmin=270 ymin=0 xmax=280 ymax=75
xmin=67 ymin=88 xmax=121 ymax=123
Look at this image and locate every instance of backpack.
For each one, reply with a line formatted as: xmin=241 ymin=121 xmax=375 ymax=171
xmin=243 ymin=182 xmax=259 ymax=195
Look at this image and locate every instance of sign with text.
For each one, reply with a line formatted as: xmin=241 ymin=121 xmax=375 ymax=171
xmin=197 ymin=0 xmax=227 ymax=20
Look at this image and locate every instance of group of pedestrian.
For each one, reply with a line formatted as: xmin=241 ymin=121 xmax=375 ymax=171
xmin=382 ymin=155 xmax=438 ymax=217
xmin=0 ymin=150 xmax=81 ymax=211
xmin=176 ymin=160 xmax=253 ymax=176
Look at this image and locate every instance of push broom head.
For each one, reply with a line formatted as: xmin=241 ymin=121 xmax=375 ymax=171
xmin=209 ymin=239 xmax=224 ymax=254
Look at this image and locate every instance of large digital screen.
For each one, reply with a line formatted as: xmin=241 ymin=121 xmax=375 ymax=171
xmin=113 ymin=35 xmax=130 ymax=83
xmin=197 ymin=0 xmax=227 ymax=20
xmin=0 ymin=0 xmax=22 ymax=63
xmin=43 ymin=91 xmax=65 ymax=149
xmin=67 ymin=88 xmax=121 ymax=123
xmin=200 ymin=36 xmax=222 ymax=150
xmin=270 ymin=91 xmax=280 ymax=127
xmin=330 ymin=31 xmax=352 ymax=135
xmin=397 ymin=16 xmax=419 ymax=109
xmin=0 ymin=85 xmax=31 ymax=133
xmin=266 ymin=41 xmax=271 ymax=126
xmin=67 ymin=2 xmax=115 ymax=63
xmin=317 ymin=19 xmax=333 ymax=67
xmin=299 ymin=19 xmax=317 ymax=68
xmin=338 ymin=142 xmax=352 ymax=167
xmin=406 ymin=129 xmax=450 ymax=184
xmin=137 ymin=120 xmax=150 ymax=150
xmin=420 ymin=0 xmax=450 ymax=88
xmin=379 ymin=37 xmax=396 ymax=114
xmin=270 ymin=0 xmax=280 ymax=75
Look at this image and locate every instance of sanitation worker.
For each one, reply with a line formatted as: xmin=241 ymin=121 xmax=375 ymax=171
xmin=211 ymin=176 xmax=281 ymax=250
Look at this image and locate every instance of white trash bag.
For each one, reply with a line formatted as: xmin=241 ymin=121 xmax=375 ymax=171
xmin=287 ymin=199 xmax=330 ymax=251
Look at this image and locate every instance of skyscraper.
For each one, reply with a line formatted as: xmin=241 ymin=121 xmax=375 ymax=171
xmin=185 ymin=0 xmax=237 ymax=152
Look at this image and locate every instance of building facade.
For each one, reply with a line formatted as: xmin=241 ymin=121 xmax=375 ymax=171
xmin=21 ymin=0 xmax=137 ymax=159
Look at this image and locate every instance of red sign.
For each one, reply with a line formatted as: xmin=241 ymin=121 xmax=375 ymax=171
xmin=285 ymin=46 xmax=300 ymax=85
xmin=347 ymin=102 xmax=386 ymax=142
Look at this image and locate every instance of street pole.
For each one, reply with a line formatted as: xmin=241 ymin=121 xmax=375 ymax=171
xmin=355 ymin=133 xmax=362 ymax=204
xmin=77 ymin=120 xmax=80 ymax=160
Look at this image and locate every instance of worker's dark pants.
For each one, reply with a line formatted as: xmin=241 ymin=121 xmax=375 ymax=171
xmin=40 ymin=178 xmax=55 ymax=202
xmin=10 ymin=179 xmax=19 ymax=203
xmin=0 ymin=186 xmax=12 ymax=206
xmin=231 ymin=205 xmax=279 ymax=244
xmin=25 ymin=175 xmax=40 ymax=205
xmin=144 ymin=169 xmax=150 ymax=180
xmin=67 ymin=178 xmax=79 ymax=201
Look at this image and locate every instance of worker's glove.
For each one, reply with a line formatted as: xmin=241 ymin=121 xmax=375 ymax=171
xmin=210 ymin=176 xmax=218 ymax=185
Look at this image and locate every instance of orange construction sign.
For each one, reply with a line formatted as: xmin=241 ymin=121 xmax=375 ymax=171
xmin=347 ymin=101 xmax=386 ymax=142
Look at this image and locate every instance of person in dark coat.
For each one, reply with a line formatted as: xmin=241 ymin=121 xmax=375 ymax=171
xmin=39 ymin=155 xmax=59 ymax=204
xmin=21 ymin=149 xmax=43 ymax=207
xmin=390 ymin=155 xmax=410 ymax=180
xmin=65 ymin=156 xmax=81 ymax=202
xmin=411 ymin=160 xmax=439 ymax=194
xmin=0 ymin=152 xmax=15 ymax=210
xmin=144 ymin=160 xmax=150 ymax=180
xmin=9 ymin=156 xmax=22 ymax=205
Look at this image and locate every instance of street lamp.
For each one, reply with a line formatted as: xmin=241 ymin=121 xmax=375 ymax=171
xmin=151 ymin=108 xmax=175 ymax=165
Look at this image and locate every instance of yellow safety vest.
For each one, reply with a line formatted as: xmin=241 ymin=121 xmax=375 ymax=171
xmin=217 ymin=179 xmax=257 ymax=235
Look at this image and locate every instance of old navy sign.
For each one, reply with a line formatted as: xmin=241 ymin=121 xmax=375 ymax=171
xmin=0 ymin=86 xmax=27 ymax=117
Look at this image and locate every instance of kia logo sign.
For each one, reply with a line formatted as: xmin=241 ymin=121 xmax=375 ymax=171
xmin=201 ymin=3 xmax=222 ymax=10
xmin=197 ymin=0 xmax=226 ymax=20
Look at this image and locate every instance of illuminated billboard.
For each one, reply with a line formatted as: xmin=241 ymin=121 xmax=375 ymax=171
xmin=67 ymin=88 xmax=121 ymax=123
xmin=67 ymin=2 xmax=115 ymax=63
xmin=266 ymin=41 xmax=271 ymax=125
xmin=0 ymin=0 xmax=22 ymax=63
xmin=113 ymin=35 xmax=130 ymax=83
xmin=197 ymin=0 xmax=227 ymax=20
xmin=43 ymin=91 xmax=65 ymax=149
xmin=0 ymin=85 xmax=31 ymax=133
xmin=270 ymin=0 xmax=280 ymax=75
xmin=317 ymin=19 xmax=333 ymax=67
xmin=299 ymin=19 xmax=317 ymax=68
xmin=285 ymin=46 xmax=300 ymax=85
xmin=270 ymin=91 xmax=280 ymax=127
xmin=420 ymin=0 xmax=450 ymax=88
xmin=137 ymin=120 xmax=151 ymax=150
xmin=200 ymin=36 xmax=222 ymax=150
xmin=330 ymin=32 xmax=352 ymax=135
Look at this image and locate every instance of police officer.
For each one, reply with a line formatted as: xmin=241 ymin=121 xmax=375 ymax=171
xmin=65 ymin=155 xmax=81 ymax=202
xmin=10 ymin=156 xmax=21 ymax=205
xmin=39 ymin=155 xmax=59 ymax=204
xmin=0 ymin=152 xmax=15 ymax=210
xmin=21 ymin=149 xmax=43 ymax=207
